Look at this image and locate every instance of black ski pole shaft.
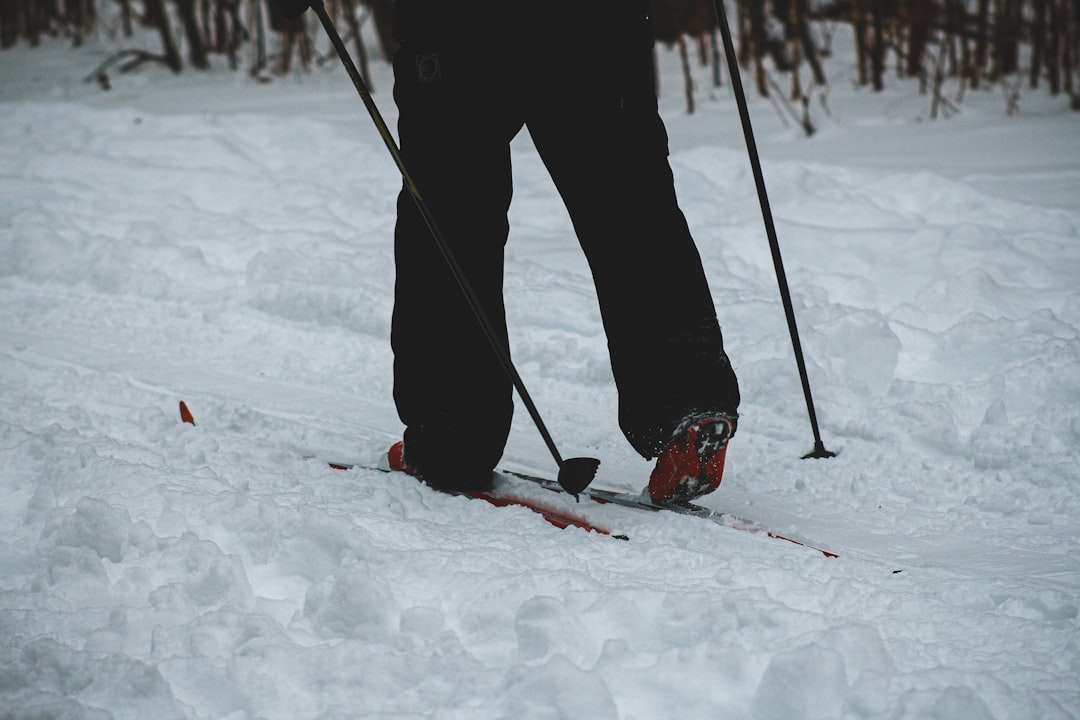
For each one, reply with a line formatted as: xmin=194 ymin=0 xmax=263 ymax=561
xmin=306 ymin=0 xmax=600 ymax=491
xmin=710 ymin=0 xmax=834 ymax=459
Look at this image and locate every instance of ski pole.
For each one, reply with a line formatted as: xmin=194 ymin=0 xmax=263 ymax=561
xmin=279 ymin=0 xmax=600 ymax=493
xmin=709 ymin=0 xmax=835 ymax=459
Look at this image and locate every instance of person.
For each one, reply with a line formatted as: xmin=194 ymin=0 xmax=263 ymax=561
xmin=387 ymin=0 xmax=740 ymax=502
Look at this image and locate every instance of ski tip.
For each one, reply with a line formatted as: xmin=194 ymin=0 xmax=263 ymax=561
xmin=558 ymin=456 xmax=600 ymax=496
xmin=179 ymin=401 xmax=196 ymax=426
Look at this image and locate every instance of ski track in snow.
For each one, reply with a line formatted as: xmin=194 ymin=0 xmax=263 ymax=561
xmin=2 ymin=30 xmax=1080 ymax=720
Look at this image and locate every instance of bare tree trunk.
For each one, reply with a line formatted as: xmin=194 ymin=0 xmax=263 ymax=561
xmin=678 ymin=35 xmax=696 ymax=112
xmin=200 ymin=0 xmax=212 ymax=49
xmin=1062 ymin=0 xmax=1075 ymax=96
xmin=67 ymin=0 xmax=93 ymax=47
xmin=146 ymin=0 xmax=183 ymax=72
xmin=250 ymin=0 xmax=269 ymax=77
xmin=118 ymin=0 xmax=133 ymax=37
xmin=736 ymin=0 xmax=751 ymax=66
xmin=930 ymin=40 xmax=947 ymax=117
xmin=906 ymin=0 xmax=931 ymax=78
xmin=992 ymin=0 xmax=1020 ymax=80
xmin=84 ymin=0 xmax=97 ymax=43
xmin=233 ymin=0 xmax=248 ymax=67
xmin=971 ymin=0 xmax=990 ymax=87
xmin=789 ymin=0 xmax=803 ymax=101
xmin=1031 ymin=0 xmax=1047 ymax=88
xmin=1046 ymin=0 xmax=1061 ymax=94
xmin=341 ymin=0 xmax=371 ymax=89
xmin=871 ymin=0 xmax=886 ymax=91
xmin=744 ymin=0 xmax=770 ymax=95
xmin=710 ymin=27 xmax=723 ymax=87
xmin=213 ymin=0 xmax=227 ymax=52
xmin=852 ymin=0 xmax=870 ymax=85
xmin=947 ymin=18 xmax=958 ymax=77
xmin=175 ymin=0 xmax=209 ymax=68
xmin=25 ymin=0 xmax=43 ymax=47
xmin=948 ymin=0 xmax=968 ymax=80
xmin=794 ymin=0 xmax=826 ymax=85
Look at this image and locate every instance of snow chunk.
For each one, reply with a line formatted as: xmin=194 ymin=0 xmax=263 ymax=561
xmin=500 ymin=655 xmax=619 ymax=720
xmin=301 ymin=560 xmax=397 ymax=639
xmin=514 ymin=595 xmax=591 ymax=664
xmin=45 ymin=496 xmax=132 ymax=564
xmin=816 ymin=309 xmax=901 ymax=398
xmin=752 ymin=643 xmax=848 ymax=720
xmin=153 ymin=532 xmax=254 ymax=611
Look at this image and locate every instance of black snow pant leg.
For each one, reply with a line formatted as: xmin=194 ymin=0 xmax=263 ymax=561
xmin=525 ymin=53 xmax=740 ymax=458
xmin=390 ymin=48 xmax=525 ymax=488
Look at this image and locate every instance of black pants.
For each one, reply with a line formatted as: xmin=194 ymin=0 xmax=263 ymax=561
xmin=392 ymin=48 xmax=739 ymax=486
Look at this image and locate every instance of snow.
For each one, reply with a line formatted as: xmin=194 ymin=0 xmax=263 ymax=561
xmin=2 ymin=24 xmax=1080 ymax=720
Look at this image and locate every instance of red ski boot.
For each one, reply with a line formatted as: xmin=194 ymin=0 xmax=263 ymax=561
xmin=387 ymin=440 xmax=414 ymax=475
xmin=648 ymin=415 xmax=735 ymax=503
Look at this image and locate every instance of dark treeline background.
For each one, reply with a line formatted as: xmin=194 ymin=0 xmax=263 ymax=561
xmin=2 ymin=0 xmax=1078 ymax=113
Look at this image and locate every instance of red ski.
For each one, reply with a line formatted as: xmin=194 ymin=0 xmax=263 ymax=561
xmin=177 ymin=401 xmax=835 ymax=555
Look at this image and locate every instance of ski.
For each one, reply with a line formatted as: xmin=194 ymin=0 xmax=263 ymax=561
xmin=178 ymin=402 xmax=625 ymax=539
xmin=503 ymin=470 xmax=838 ymax=557
xmin=334 ymin=459 xmax=835 ymax=557
xmin=177 ymin=401 xmax=836 ymax=555
xmin=446 ymin=478 xmax=629 ymax=540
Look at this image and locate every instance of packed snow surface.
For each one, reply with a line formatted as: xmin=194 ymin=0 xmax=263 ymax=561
xmin=2 ymin=28 xmax=1079 ymax=720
